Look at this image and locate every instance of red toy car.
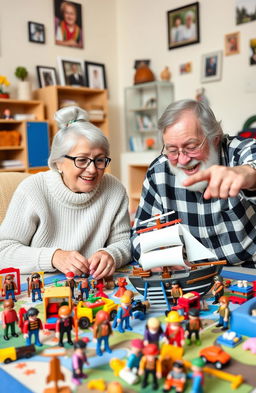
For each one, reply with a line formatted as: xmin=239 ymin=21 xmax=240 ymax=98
xmin=199 ymin=345 xmax=231 ymax=369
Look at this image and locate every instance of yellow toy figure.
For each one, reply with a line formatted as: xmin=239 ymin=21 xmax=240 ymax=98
xmin=164 ymin=311 xmax=185 ymax=347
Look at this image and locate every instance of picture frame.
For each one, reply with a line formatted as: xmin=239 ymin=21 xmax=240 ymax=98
xmin=57 ymin=57 xmax=85 ymax=86
xmin=225 ymin=32 xmax=240 ymax=56
xmin=84 ymin=62 xmax=107 ymax=89
xmin=36 ymin=66 xmax=58 ymax=88
xmin=167 ymin=2 xmax=200 ymax=50
xmin=201 ymin=51 xmax=223 ymax=83
xmin=134 ymin=59 xmax=151 ymax=69
xmin=28 ymin=21 xmax=45 ymax=44
xmin=236 ymin=0 xmax=256 ymax=25
xmin=54 ymin=0 xmax=83 ymax=48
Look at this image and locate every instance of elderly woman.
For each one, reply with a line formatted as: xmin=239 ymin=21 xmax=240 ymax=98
xmin=0 ymin=106 xmax=131 ymax=278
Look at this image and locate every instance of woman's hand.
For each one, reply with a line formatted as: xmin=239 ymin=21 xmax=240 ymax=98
xmin=88 ymin=250 xmax=116 ymax=280
xmin=52 ymin=249 xmax=89 ymax=275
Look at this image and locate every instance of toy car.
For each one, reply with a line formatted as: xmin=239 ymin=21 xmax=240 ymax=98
xmin=77 ymin=295 xmax=118 ymax=329
xmin=0 ymin=345 xmax=36 ymax=364
xmin=199 ymin=345 xmax=231 ymax=369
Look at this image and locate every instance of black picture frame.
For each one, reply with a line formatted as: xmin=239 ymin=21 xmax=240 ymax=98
xmin=28 ymin=21 xmax=45 ymax=44
xmin=167 ymin=2 xmax=200 ymax=50
xmin=36 ymin=66 xmax=58 ymax=88
xmin=84 ymin=62 xmax=107 ymax=89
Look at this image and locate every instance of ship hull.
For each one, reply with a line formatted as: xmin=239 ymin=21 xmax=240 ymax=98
xmin=129 ymin=264 xmax=222 ymax=310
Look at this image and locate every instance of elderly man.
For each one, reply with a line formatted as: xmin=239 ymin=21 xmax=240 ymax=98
xmin=131 ymin=99 xmax=256 ymax=268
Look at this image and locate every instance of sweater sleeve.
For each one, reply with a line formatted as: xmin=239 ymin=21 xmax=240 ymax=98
xmin=0 ymin=183 xmax=57 ymax=274
xmin=97 ymin=179 xmax=131 ymax=269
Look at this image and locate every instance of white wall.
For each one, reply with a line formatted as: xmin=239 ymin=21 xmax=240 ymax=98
xmin=0 ymin=0 xmax=256 ymax=178
xmin=116 ymin=0 xmax=256 ymax=148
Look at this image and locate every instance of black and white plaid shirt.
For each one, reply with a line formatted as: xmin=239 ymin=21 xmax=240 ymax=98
xmin=131 ymin=135 xmax=256 ymax=266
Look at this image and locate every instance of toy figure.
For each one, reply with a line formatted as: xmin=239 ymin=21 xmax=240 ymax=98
xmin=104 ymin=275 xmax=116 ymax=290
xmin=114 ymin=277 xmax=128 ymax=297
xmin=163 ymin=360 xmax=186 ymax=393
xmin=144 ymin=317 xmax=163 ymax=347
xmin=210 ymin=275 xmax=224 ymax=304
xmin=95 ymin=279 xmax=108 ymax=298
xmin=185 ymin=308 xmax=203 ymax=345
xmin=188 ymin=357 xmax=205 ymax=393
xmin=23 ymin=307 xmax=43 ymax=347
xmin=138 ymin=343 xmax=162 ymax=390
xmin=78 ymin=273 xmax=90 ymax=300
xmin=92 ymin=310 xmax=112 ymax=356
xmin=164 ymin=310 xmax=185 ymax=347
xmin=56 ymin=305 xmax=74 ymax=347
xmin=72 ymin=339 xmax=89 ymax=385
xmin=114 ymin=295 xmax=134 ymax=333
xmin=65 ymin=272 xmax=76 ymax=299
xmin=215 ymin=296 xmax=230 ymax=331
xmin=2 ymin=299 xmax=19 ymax=340
xmin=171 ymin=280 xmax=183 ymax=305
xmin=28 ymin=272 xmax=43 ymax=302
xmin=2 ymin=274 xmax=18 ymax=301
xmin=2 ymin=108 xmax=13 ymax=119
xmin=126 ymin=338 xmax=144 ymax=373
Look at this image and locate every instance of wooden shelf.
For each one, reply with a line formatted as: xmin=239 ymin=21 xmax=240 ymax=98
xmin=0 ymin=146 xmax=23 ymax=150
xmin=0 ymin=98 xmax=49 ymax=173
xmin=33 ymin=85 xmax=109 ymax=139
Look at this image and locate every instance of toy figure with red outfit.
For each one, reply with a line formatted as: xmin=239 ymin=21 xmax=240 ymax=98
xmin=93 ymin=310 xmax=112 ymax=356
xmin=138 ymin=343 xmax=162 ymax=390
xmin=2 ymin=299 xmax=19 ymax=340
xmin=114 ymin=277 xmax=128 ymax=297
xmin=2 ymin=274 xmax=18 ymax=301
xmin=72 ymin=339 xmax=89 ymax=386
xmin=56 ymin=305 xmax=74 ymax=347
xmin=23 ymin=307 xmax=43 ymax=346
xmin=164 ymin=310 xmax=185 ymax=347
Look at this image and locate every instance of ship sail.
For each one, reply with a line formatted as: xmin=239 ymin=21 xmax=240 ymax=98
xmin=139 ymin=222 xmax=217 ymax=270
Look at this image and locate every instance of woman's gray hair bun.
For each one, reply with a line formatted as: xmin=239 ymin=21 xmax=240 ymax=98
xmin=54 ymin=106 xmax=89 ymax=130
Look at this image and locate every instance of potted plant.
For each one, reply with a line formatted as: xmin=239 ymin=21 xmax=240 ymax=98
xmin=0 ymin=75 xmax=10 ymax=98
xmin=15 ymin=66 xmax=31 ymax=100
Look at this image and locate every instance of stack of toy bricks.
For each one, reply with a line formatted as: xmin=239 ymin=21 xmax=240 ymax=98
xmin=227 ymin=280 xmax=254 ymax=304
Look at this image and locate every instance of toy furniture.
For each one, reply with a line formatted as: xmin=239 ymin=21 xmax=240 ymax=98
xmin=230 ymin=297 xmax=256 ymax=337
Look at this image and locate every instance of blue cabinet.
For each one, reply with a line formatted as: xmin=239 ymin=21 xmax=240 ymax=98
xmin=26 ymin=122 xmax=49 ymax=168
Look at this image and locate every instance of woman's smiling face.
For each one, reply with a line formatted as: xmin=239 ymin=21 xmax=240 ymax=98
xmin=57 ymin=137 xmax=106 ymax=193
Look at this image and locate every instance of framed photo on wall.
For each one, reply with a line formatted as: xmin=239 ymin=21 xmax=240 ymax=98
xmin=201 ymin=51 xmax=223 ymax=83
xmin=28 ymin=21 xmax=45 ymax=44
xmin=57 ymin=57 xmax=85 ymax=86
xmin=54 ymin=0 xmax=83 ymax=48
xmin=84 ymin=62 xmax=107 ymax=89
xmin=36 ymin=66 xmax=58 ymax=88
xmin=225 ymin=32 xmax=240 ymax=56
xmin=167 ymin=2 xmax=200 ymax=50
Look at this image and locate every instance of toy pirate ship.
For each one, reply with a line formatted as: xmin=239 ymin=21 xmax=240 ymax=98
xmin=129 ymin=211 xmax=226 ymax=310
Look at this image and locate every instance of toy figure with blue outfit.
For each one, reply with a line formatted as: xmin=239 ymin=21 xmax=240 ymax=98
xmin=188 ymin=357 xmax=205 ymax=393
xmin=78 ymin=273 xmax=90 ymax=300
xmin=2 ymin=274 xmax=17 ymax=301
xmin=29 ymin=272 xmax=43 ymax=302
xmin=114 ymin=295 xmax=133 ymax=333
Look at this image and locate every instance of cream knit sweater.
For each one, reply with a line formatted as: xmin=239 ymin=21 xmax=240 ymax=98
xmin=0 ymin=170 xmax=131 ymax=273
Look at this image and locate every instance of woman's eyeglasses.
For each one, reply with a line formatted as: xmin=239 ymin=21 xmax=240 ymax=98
xmin=64 ymin=155 xmax=111 ymax=169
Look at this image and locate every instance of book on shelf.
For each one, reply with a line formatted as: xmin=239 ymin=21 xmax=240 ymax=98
xmin=129 ymin=136 xmax=144 ymax=152
xmin=14 ymin=114 xmax=36 ymax=121
xmin=135 ymin=114 xmax=156 ymax=131
xmin=0 ymin=159 xmax=23 ymax=168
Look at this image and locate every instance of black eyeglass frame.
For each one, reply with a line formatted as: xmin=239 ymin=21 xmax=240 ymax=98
xmin=64 ymin=155 xmax=111 ymax=169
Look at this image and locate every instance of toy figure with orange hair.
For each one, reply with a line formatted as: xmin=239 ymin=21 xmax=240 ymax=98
xmin=215 ymin=296 xmax=230 ymax=331
xmin=93 ymin=310 xmax=112 ymax=356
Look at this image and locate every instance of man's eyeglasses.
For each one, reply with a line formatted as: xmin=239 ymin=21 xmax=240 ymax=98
xmin=161 ymin=136 xmax=207 ymax=159
xmin=64 ymin=155 xmax=111 ymax=169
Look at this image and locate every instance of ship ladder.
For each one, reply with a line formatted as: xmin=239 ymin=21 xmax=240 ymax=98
xmin=144 ymin=284 xmax=171 ymax=311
